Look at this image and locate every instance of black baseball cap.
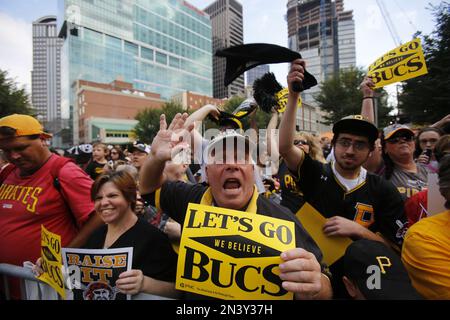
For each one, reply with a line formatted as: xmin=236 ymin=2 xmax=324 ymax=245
xmin=130 ymin=141 xmax=150 ymax=154
xmin=333 ymin=115 xmax=379 ymax=143
xmin=343 ymin=239 xmax=422 ymax=300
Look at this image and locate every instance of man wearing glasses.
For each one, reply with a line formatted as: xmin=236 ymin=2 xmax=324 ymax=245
xmin=279 ymin=59 xmax=407 ymax=298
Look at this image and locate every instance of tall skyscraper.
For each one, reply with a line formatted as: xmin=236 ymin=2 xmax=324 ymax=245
xmin=246 ymin=64 xmax=270 ymax=87
xmin=287 ymin=0 xmax=356 ymax=133
xmin=31 ymin=16 xmax=64 ymax=142
xmin=57 ymin=0 xmax=212 ymax=144
xmin=205 ymin=0 xmax=244 ymax=99
xmin=287 ymin=0 xmax=356 ymax=104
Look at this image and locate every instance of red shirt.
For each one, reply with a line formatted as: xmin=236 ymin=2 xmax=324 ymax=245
xmin=404 ymin=189 xmax=428 ymax=227
xmin=0 ymin=154 xmax=95 ymax=267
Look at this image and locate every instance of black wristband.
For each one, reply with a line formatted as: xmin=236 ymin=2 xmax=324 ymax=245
xmin=363 ymin=96 xmax=374 ymax=100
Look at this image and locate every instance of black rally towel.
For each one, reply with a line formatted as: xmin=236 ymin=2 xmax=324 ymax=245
xmin=215 ymin=43 xmax=317 ymax=92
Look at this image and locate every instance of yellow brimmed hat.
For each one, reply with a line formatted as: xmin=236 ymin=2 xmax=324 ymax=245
xmin=0 ymin=114 xmax=52 ymax=138
xmin=383 ymin=123 xmax=414 ymax=140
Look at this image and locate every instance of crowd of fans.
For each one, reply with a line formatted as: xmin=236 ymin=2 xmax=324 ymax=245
xmin=1 ymin=59 xmax=449 ymax=300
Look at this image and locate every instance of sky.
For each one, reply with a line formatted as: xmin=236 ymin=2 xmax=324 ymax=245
xmin=0 ymin=0 xmax=443 ymax=101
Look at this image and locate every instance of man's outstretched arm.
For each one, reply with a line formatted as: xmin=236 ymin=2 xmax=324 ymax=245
xmin=279 ymin=59 xmax=306 ymax=173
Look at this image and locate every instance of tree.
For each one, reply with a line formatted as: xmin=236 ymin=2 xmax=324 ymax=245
xmin=398 ymin=2 xmax=450 ymax=125
xmin=134 ymin=101 xmax=185 ymax=143
xmin=0 ymin=69 xmax=33 ymax=118
xmin=315 ymin=67 xmax=393 ymax=127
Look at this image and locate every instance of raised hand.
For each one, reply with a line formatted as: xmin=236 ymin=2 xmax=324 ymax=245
xmin=287 ymin=59 xmax=306 ymax=94
xmin=360 ymin=76 xmax=375 ymax=97
xmin=150 ymin=113 xmax=194 ymax=162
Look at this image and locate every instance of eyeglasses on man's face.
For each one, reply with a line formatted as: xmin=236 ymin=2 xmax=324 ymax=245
xmin=386 ymin=135 xmax=414 ymax=144
xmin=336 ymin=138 xmax=370 ymax=151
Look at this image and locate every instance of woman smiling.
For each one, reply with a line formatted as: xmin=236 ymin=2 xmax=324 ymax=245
xmin=86 ymin=171 xmax=179 ymax=298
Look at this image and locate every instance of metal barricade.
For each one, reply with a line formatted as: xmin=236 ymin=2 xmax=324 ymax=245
xmin=0 ymin=263 xmax=50 ymax=300
xmin=0 ymin=263 xmax=173 ymax=300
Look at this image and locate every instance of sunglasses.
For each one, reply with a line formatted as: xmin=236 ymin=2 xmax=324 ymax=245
xmin=294 ymin=139 xmax=309 ymax=146
xmin=386 ymin=135 xmax=414 ymax=144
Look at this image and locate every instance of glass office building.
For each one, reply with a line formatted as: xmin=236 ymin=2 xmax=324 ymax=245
xmin=57 ymin=0 xmax=212 ymax=144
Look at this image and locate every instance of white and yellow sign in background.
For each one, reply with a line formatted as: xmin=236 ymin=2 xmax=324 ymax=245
xmin=176 ymin=203 xmax=296 ymax=300
xmin=37 ymin=225 xmax=65 ymax=299
xmin=367 ymin=38 xmax=428 ymax=88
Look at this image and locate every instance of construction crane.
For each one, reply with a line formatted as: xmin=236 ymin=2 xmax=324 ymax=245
xmin=376 ymin=0 xmax=404 ymax=124
xmin=376 ymin=0 xmax=402 ymax=46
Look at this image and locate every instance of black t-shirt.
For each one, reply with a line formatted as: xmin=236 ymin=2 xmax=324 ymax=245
xmin=277 ymin=161 xmax=305 ymax=214
xmin=84 ymin=160 xmax=106 ymax=181
xmin=293 ymin=154 xmax=408 ymax=298
xmin=85 ymin=218 xmax=178 ymax=282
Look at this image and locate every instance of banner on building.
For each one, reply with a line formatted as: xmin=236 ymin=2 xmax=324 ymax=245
xmin=367 ymin=38 xmax=428 ymax=88
xmin=37 ymin=225 xmax=65 ymax=299
xmin=62 ymin=247 xmax=133 ymax=300
xmin=176 ymin=203 xmax=296 ymax=300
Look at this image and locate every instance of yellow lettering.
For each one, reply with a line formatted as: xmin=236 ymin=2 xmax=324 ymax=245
xmin=92 ymin=268 xmax=113 ymax=282
xmin=82 ymin=255 xmax=94 ymax=267
xmin=21 ymin=187 xmax=32 ymax=205
xmin=113 ymin=255 xmax=126 ymax=268
xmin=376 ymin=256 xmax=392 ymax=274
xmin=353 ymin=203 xmax=375 ymax=228
xmin=26 ymin=187 xmax=42 ymax=213
xmin=6 ymin=185 xmax=19 ymax=200
xmin=397 ymin=187 xmax=406 ymax=195
xmin=80 ymin=266 xmax=94 ymax=282
xmin=67 ymin=254 xmax=80 ymax=265
xmin=17 ymin=186 xmax=26 ymax=201
xmin=0 ymin=184 xmax=8 ymax=199
xmin=93 ymin=256 xmax=103 ymax=267
xmin=102 ymin=256 xmax=112 ymax=268
xmin=2 ymin=185 xmax=14 ymax=200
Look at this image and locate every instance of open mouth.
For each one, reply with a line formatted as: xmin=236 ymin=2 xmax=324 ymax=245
xmin=100 ymin=208 xmax=115 ymax=215
xmin=223 ymin=178 xmax=241 ymax=190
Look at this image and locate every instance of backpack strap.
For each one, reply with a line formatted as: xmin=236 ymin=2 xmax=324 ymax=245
xmin=50 ymin=156 xmax=75 ymax=191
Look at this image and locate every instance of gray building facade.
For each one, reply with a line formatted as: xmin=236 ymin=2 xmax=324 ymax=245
xmin=31 ymin=16 xmax=64 ymax=143
xmin=287 ymin=0 xmax=356 ymax=133
xmin=287 ymin=0 xmax=356 ymax=103
xmin=246 ymin=64 xmax=270 ymax=87
xmin=205 ymin=0 xmax=244 ymax=99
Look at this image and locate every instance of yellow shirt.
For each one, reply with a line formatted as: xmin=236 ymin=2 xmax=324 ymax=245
xmin=402 ymin=210 xmax=450 ymax=299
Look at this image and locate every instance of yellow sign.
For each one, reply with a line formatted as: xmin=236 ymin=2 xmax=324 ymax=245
xmin=367 ymin=38 xmax=428 ymax=88
xmin=37 ymin=225 xmax=66 ymax=299
xmin=296 ymin=203 xmax=352 ymax=266
xmin=176 ymin=203 xmax=295 ymax=300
